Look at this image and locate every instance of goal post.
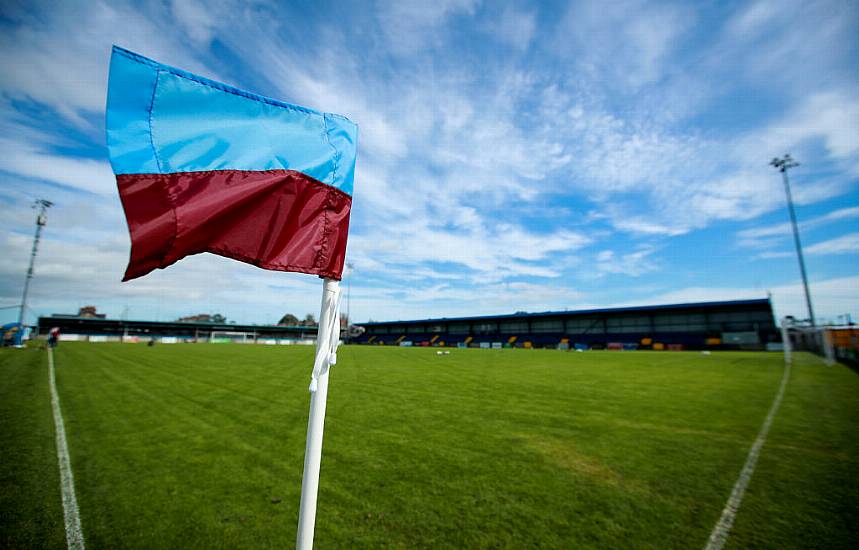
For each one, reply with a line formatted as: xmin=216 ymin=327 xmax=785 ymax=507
xmin=780 ymin=317 xmax=792 ymax=365
xmin=209 ymin=331 xmax=256 ymax=344
xmin=781 ymin=317 xmax=837 ymax=366
xmin=823 ymin=328 xmax=836 ymax=366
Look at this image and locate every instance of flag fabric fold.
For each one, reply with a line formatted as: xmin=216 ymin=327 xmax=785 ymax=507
xmin=308 ymin=283 xmax=342 ymax=392
xmin=105 ymin=46 xmax=358 ymax=281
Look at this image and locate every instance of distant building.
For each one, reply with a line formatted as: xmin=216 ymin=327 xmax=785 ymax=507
xmin=177 ymin=313 xmax=227 ymax=323
xmin=178 ymin=314 xmax=213 ymax=323
xmin=78 ymin=306 xmax=105 ymax=318
xmin=51 ymin=306 xmax=106 ymax=319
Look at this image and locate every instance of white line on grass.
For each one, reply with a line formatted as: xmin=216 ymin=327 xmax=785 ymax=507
xmin=48 ymin=348 xmax=85 ymax=550
xmin=704 ymin=358 xmax=792 ymax=550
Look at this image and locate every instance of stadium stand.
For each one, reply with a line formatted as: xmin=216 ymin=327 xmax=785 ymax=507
xmin=354 ymin=299 xmax=779 ymax=350
xmin=36 ymin=316 xmax=317 ymax=344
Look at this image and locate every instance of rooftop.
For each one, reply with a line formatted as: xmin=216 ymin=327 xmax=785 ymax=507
xmin=356 ymin=298 xmax=772 ymax=326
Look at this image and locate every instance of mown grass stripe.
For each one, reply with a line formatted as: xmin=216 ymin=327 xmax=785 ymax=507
xmin=42 ymin=345 xmax=853 ymax=548
xmin=49 ymin=348 xmax=85 ymax=550
xmin=704 ymin=357 xmax=792 ymax=550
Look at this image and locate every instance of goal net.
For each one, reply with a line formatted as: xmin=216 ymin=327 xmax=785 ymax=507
xmin=209 ymin=331 xmax=256 ymax=344
xmin=781 ymin=317 xmax=836 ymax=366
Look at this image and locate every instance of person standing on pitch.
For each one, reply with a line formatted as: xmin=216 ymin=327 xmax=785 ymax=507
xmin=48 ymin=327 xmax=60 ymax=349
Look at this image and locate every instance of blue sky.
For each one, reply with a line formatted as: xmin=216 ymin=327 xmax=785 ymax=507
xmin=1 ymin=0 xmax=857 ymax=326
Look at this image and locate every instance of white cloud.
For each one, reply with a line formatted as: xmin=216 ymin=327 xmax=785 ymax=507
xmin=815 ymin=206 xmax=859 ymax=224
xmin=744 ymin=90 xmax=859 ymax=162
xmin=725 ymin=0 xmax=858 ymax=95
xmin=754 ymin=251 xmax=793 ymax=260
xmin=790 ymin=177 xmax=854 ymax=206
xmin=348 ymin=279 xmax=586 ymax=321
xmin=793 ymin=91 xmax=859 ymax=159
xmin=554 ymin=0 xmax=859 ymax=237
xmin=348 ymin=220 xmax=590 ymax=283
xmin=610 ymin=218 xmax=686 ymax=237
xmin=726 ymin=0 xmax=779 ymax=37
xmin=737 ymin=222 xmax=792 ymax=250
xmin=486 ymin=7 xmax=537 ymax=51
xmin=595 ymin=246 xmax=660 ymax=277
xmin=636 ymin=275 xmax=859 ymax=323
xmin=564 ymin=88 xmax=859 ymax=237
xmin=0 ymin=0 xmax=221 ymax=128
xmin=170 ymin=0 xmax=218 ymax=48
xmin=806 ymin=233 xmax=859 ymax=256
xmin=375 ymin=0 xmax=480 ymax=56
xmin=0 ymin=138 xmax=115 ymax=195
xmin=737 ymin=205 xmax=859 ymax=249
xmin=559 ymin=0 xmax=694 ymax=88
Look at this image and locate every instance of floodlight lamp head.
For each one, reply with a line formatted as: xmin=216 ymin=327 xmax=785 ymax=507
xmin=770 ymin=154 xmax=799 ymax=172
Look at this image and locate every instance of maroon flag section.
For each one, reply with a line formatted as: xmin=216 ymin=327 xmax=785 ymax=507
xmin=117 ymin=170 xmax=352 ymax=281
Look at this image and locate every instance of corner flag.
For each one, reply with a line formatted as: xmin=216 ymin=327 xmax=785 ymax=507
xmin=106 ymin=46 xmax=357 ymax=282
xmin=105 ymin=46 xmax=357 ymax=550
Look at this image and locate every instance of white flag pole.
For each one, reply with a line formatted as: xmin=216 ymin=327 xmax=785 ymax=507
xmin=297 ymin=277 xmax=341 ymax=550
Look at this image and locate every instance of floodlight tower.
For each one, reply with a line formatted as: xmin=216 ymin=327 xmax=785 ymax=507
xmin=18 ymin=199 xmax=53 ymax=330
xmin=770 ymin=154 xmax=815 ymax=326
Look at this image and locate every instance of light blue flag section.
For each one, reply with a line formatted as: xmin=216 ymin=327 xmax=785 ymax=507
xmin=106 ymin=46 xmax=357 ymax=196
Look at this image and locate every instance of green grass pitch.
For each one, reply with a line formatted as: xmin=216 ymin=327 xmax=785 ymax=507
xmin=2 ymin=344 xmax=858 ymax=548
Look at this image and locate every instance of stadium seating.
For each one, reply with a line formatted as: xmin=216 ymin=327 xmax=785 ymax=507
xmin=351 ymin=329 xmax=730 ymax=350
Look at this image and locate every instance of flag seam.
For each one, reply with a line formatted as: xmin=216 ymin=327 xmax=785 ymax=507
xmin=113 ymin=46 xmax=352 ymax=122
xmin=313 ymin=188 xmax=332 ymax=272
xmin=147 ymin=69 xmax=164 ymax=173
xmin=159 ymin=174 xmax=180 ymax=268
xmin=321 ymin=114 xmax=341 ymax=185
xmin=117 ymin=169 xmax=352 ymax=199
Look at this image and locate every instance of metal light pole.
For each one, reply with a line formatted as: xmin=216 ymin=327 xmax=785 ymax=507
xmin=770 ymin=154 xmax=815 ymax=326
xmin=18 ymin=199 xmax=53 ymax=332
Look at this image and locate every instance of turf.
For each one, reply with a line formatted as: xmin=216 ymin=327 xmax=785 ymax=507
xmin=0 ymin=347 xmax=66 ymax=549
xmin=1 ymin=344 xmax=857 ymax=548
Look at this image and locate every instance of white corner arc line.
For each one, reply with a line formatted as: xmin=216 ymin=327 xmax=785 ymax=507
xmin=704 ymin=359 xmax=792 ymax=550
xmin=48 ymin=348 xmax=86 ymax=550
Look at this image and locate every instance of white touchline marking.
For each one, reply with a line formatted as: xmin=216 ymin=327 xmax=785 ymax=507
xmin=704 ymin=358 xmax=792 ymax=550
xmin=48 ymin=348 xmax=86 ymax=550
